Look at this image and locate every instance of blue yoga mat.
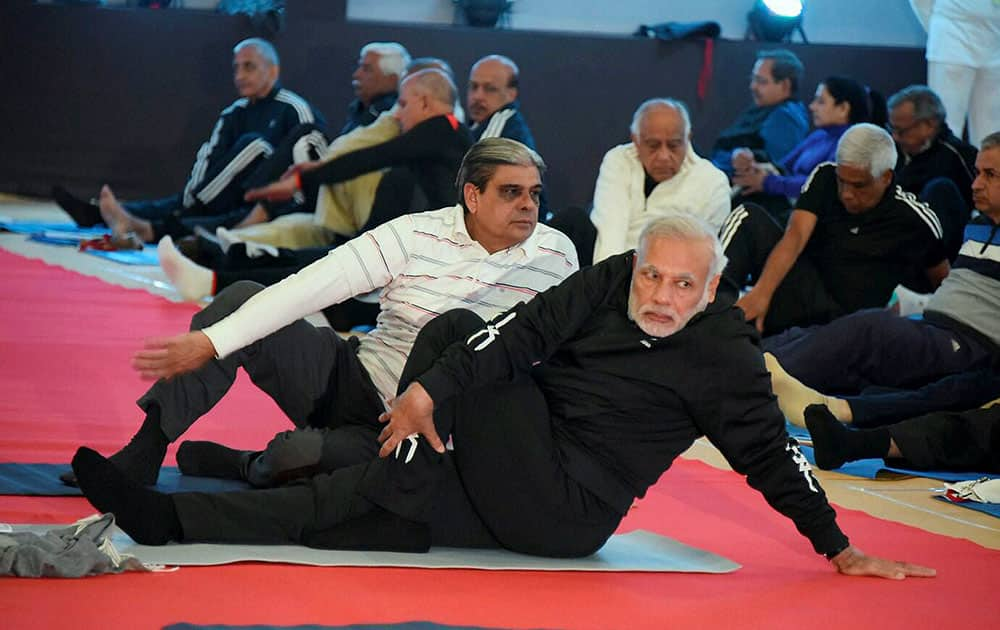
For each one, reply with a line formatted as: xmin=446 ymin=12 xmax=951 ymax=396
xmin=786 ymin=423 xmax=996 ymax=482
xmin=0 ymin=463 xmax=249 ymax=496
xmin=933 ymin=496 xmax=1000 ymax=519
xmin=0 ymin=221 xmax=107 ymax=234
xmin=84 ymin=248 xmax=159 ymax=266
xmin=27 ymin=228 xmax=111 ymax=246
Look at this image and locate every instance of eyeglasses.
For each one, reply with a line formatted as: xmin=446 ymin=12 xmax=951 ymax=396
xmin=750 ymin=74 xmax=774 ymax=86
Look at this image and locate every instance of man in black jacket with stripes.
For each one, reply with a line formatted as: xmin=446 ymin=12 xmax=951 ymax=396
xmin=70 ymin=214 xmax=933 ymax=579
xmin=54 ymin=38 xmax=327 ymax=244
xmin=718 ymin=123 xmax=950 ymax=336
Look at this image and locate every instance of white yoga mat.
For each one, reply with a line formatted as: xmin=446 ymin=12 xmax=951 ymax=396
xmin=114 ymin=529 xmax=741 ymax=573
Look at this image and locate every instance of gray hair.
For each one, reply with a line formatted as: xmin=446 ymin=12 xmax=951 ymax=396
xmin=401 ymin=68 xmax=458 ymax=109
xmin=360 ymin=42 xmax=411 ymax=79
xmin=472 ymin=54 xmax=520 ymax=88
xmin=981 ymin=131 xmax=1000 ymax=151
xmin=757 ymin=49 xmax=804 ymax=94
xmin=629 ymin=98 xmax=691 ymax=138
xmin=233 ymin=38 xmax=279 ymax=66
xmin=887 ymin=85 xmax=946 ymax=126
xmin=638 ymin=214 xmax=728 ymax=278
xmin=836 ymin=123 xmax=898 ymax=178
xmin=456 ymin=138 xmax=545 ymax=209
xmin=407 ymin=56 xmax=455 ymax=79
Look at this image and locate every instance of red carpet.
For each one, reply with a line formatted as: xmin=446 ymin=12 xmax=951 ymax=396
xmin=1 ymin=249 xmax=998 ymax=629
xmin=0 ymin=249 xmax=290 ymax=465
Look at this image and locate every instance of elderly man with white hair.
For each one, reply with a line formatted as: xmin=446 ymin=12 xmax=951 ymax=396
xmin=589 ymin=98 xmax=731 ymax=265
xmin=53 ymin=38 xmax=327 ymax=244
xmin=718 ymin=123 xmax=951 ymax=336
xmin=343 ymin=42 xmax=411 ymax=134
xmin=71 ymin=213 xmax=935 ymax=580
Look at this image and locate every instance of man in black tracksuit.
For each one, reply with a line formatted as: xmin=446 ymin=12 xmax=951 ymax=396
xmin=71 ymin=214 xmax=931 ymax=578
xmin=888 ymin=85 xmax=978 ymax=263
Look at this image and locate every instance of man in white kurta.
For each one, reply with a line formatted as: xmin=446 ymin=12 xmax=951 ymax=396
xmin=591 ymin=98 xmax=731 ymax=263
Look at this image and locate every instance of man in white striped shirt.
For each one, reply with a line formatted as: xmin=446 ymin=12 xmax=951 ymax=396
xmin=61 ymin=139 xmax=578 ymax=490
xmin=717 ymin=123 xmax=950 ymax=336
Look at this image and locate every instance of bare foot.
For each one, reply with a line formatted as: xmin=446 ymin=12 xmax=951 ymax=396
xmin=99 ymin=185 xmax=155 ymax=243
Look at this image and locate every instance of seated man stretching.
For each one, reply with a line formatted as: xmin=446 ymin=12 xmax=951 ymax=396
xmin=72 ymin=214 xmax=932 ymax=580
xmin=159 ymin=68 xmax=472 ymax=302
xmin=225 ymin=57 xmax=457 ymax=252
xmin=55 ymin=38 xmax=327 ymax=245
xmin=61 ymin=138 xmax=577 ymax=488
xmin=718 ymin=123 xmax=950 ymax=335
xmin=763 ymin=131 xmax=1000 ymax=428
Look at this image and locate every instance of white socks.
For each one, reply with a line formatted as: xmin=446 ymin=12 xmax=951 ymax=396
xmin=158 ymin=236 xmax=214 ymax=302
xmin=889 ymin=284 xmax=932 ymax=317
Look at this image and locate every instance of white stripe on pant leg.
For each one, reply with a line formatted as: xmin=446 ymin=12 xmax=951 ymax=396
xmin=719 ymin=205 xmax=749 ymax=250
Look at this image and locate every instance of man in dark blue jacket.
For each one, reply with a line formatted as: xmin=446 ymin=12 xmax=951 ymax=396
xmin=711 ymin=49 xmax=809 ymax=176
xmin=466 ymin=55 xmax=536 ymax=149
xmin=54 ymin=38 xmax=326 ymax=243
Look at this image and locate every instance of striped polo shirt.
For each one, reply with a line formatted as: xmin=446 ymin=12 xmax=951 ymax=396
xmin=203 ymin=204 xmax=579 ymax=401
xmin=925 ymin=216 xmax=1000 ymax=348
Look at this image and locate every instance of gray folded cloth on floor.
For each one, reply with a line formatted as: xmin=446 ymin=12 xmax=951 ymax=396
xmin=0 ymin=513 xmax=148 ymax=578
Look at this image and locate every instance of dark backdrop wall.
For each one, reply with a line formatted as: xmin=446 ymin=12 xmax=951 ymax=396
xmin=0 ymin=0 xmax=926 ymax=210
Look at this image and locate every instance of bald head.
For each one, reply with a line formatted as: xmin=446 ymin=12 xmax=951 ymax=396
xmin=394 ymin=68 xmax=458 ymax=133
xmin=402 ymin=68 xmax=457 ymax=108
xmin=467 ymin=55 xmax=519 ymax=124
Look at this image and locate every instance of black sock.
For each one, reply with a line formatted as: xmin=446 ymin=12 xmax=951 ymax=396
xmin=805 ymin=404 xmax=890 ymax=470
xmin=71 ymin=447 xmax=182 ymax=545
xmin=107 ymin=404 xmax=170 ymax=485
xmin=176 ymin=440 xmax=256 ymax=481
xmin=51 ymin=185 xmax=103 ymax=227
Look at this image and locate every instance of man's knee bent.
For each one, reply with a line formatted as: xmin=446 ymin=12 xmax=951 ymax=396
xmin=416 ymin=309 xmax=487 ymax=348
xmin=190 ymin=281 xmax=267 ymax=330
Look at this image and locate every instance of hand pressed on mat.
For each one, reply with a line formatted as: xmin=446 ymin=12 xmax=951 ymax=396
xmin=830 ymin=545 xmax=936 ymax=580
xmin=132 ymin=331 xmax=217 ymax=381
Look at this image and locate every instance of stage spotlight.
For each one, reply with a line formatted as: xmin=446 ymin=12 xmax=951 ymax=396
xmin=747 ymin=0 xmax=807 ymax=43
